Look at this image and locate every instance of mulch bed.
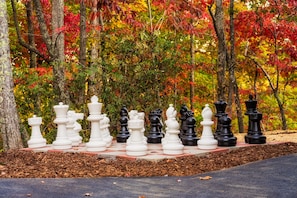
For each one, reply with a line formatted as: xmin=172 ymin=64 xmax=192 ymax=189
xmin=0 ymin=142 xmax=296 ymax=178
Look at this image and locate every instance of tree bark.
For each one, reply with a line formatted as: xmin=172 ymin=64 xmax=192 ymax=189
xmin=79 ymin=0 xmax=87 ymax=68
xmin=11 ymin=0 xmax=48 ymax=61
xmin=190 ymin=33 xmax=195 ymax=110
xmin=52 ymin=0 xmax=67 ymax=103
xmin=25 ymin=1 xmax=37 ymax=69
xmin=32 ymin=0 xmax=53 ymax=57
xmin=0 ymin=0 xmax=24 ymax=150
xmin=76 ymin=0 xmax=87 ymax=105
xmin=208 ymin=0 xmax=227 ymax=101
xmin=88 ymin=0 xmax=101 ymax=96
xmin=228 ymin=0 xmax=244 ymax=133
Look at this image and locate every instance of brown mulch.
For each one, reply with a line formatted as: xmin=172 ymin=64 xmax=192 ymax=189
xmin=0 ymin=142 xmax=296 ymax=178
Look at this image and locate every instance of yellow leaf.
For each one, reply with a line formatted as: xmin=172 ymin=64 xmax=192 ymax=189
xmin=199 ymin=176 xmax=212 ymax=180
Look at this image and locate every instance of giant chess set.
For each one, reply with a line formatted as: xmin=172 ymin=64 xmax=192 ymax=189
xmin=26 ymin=95 xmax=266 ymax=160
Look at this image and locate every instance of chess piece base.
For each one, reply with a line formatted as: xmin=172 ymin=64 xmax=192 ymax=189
xmin=163 ymin=144 xmax=184 ymax=155
xmin=52 ymin=139 xmax=72 ymax=150
xmin=198 ymin=139 xmax=218 ymax=150
xmin=28 ymin=139 xmax=46 ymax=149
xmin=147 ymin=136 xmax=163 ymax=144
xmin=217 ymin=136 xmax=237 ymax=147
xmin=116 ymin=134 xmax=130 ymax=143
xmin=245 ymin=135 xmax=266 ymax=144
xmin=86 ymin=141 xmax=107 ymax=152
xmin=181 ymin=137 xmax=199 ymax=146
xmin=126 ymin=144 xmax=148 ymax=156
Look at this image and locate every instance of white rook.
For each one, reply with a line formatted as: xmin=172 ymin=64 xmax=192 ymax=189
xmin=52 ymin=102 xmax=72 ymax=150
xmin=28 ymin=115 xmax=46 ymax=148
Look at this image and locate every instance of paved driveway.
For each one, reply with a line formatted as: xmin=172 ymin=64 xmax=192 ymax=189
xmin=1 ymin=153 xmax=297 ymax=198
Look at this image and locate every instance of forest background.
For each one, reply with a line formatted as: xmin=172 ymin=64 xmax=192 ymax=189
xmin=0 ymin=0 xmax=296 ymax=150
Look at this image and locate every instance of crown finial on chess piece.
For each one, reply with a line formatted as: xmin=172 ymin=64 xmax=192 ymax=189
xmin=91 ymin=95 xmax=99 ymax=103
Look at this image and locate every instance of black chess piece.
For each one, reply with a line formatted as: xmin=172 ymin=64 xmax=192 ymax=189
xmin=244 ymin=94 xmax=257 ymax=138
xmin=155 ymin=108 xmax=164 ymax=136
xmin=179 ymin=104 xmax=189 ymax=138
xmin=116 ymin=105 xmax=130 ymax=143
xmin=217 ymin=113 xmax=237 ymax=146
xmin=147 ymin=109 xmax=163 ymax=143
xmin=214 ymin=100 xmax=227 ymax=139
xmin=180 ymin=110 xmax=199 ymax=146
xmin=244 ymin=95 xmax=266 ymax=144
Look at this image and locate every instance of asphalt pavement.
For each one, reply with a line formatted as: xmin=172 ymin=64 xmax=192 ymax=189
xmin=1 ymin=153 xmax=297 ymax=198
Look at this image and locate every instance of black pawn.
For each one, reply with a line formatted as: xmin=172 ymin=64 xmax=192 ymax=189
xmin=244 ymin=96 xmax=266 ymax=144
xmin=214 ymin=100 xmax=227 ymax=139
xmin=116 ymin=106 xmax=130 ymax=143
xmin=147 ymin=109 xmax=163 ymax=143
xmin=179 ymin=104 xmax=189 ymax=138
xmin=180 ymin=110 xmax=199 ymax=146
xmin=217 ymin=113 xmax=237 ymax=146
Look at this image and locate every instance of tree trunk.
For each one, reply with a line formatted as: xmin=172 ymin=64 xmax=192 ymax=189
xmin=274 ymin=91 xmax=287 ymax=130
xmin=76 ymin=0 xmax=87 ymax=105
xmin=190 ymin=33 xmax=195 ymax=110
xmin=25 ymin=1 xmax=42 ymax=116
xmin=52 ymin=0 xmax=67 ymax=103
xmin=0 ymin=0 xmax=24 ymax=150
xmin=228 ymin=0 xmax=244 ymax=133
xmin=88 ymin=0 xmax=101 ymax=97
xmin=11 ymin=0 xmax=48 ymax=60
xmin=25 ymin=1 xmax=37 ymax=69
xmin=215 ymin=0 xmax=227 ymax=101
xmin=209 ymin=0 xmax=227 ymax=101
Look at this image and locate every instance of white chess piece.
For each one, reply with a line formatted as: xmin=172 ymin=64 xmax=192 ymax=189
xmin=52 ymin=102 xmax=72 ymax=150
xmin=86 ymin=96 xmax=107 ymax=152
xmin=198 ymin=104 xmax=218 ymax=150
xmin=126 ymin=110 xmax=147 ymax=145
xmin=126 ymin=110 xmax=148 ymax=156
xmin=28 ymin=115 xmax=46 ymax=148
xmin=66 ymin=110 xmax=81 ymax=146
xmin=73 ymin=112 xmax=84 ymax=144
xmin=162 ymin=104 xmax=184 ymax=155
xmin=100 ymin=114 xmax=113 ymax=147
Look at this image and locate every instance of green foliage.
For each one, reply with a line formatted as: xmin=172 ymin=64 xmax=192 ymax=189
xmin=6 ymin=0 xmax=297 ymax=149
xmin=14 ymin=65 xmax=56 ymax=143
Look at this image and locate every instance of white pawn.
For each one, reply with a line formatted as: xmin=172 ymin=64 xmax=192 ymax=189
xmin=100 ymin=114 xmax=113 ymax=147
xmin=52 ymin=102 xmax=72 ymax=150
xmin=66 ymin=110 xmax=81 ymax=146
xmin=126 ymin=110 xmax=148 ymax=156
xmin=86 ymin=96 xmax=107 ymax=152
xmin=198 ymin=104 xmax=218 ymax=150
xmin=28 ymin=115 xmax=46 ymax=148
xmin=162 ymin=104 xmax=184 ymax=155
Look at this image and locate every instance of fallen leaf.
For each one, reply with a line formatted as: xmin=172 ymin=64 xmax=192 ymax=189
xmin=199 ymin=176 xmax=212 ymax=180
xmin=84 ymin=192 xmax=92 ymax=196
xmin=138 ymin=196 xmax=146 ymax=198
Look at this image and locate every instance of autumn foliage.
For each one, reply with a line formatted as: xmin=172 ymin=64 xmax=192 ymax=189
xmin=7 ymin=0 xmax=297 ymax=143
